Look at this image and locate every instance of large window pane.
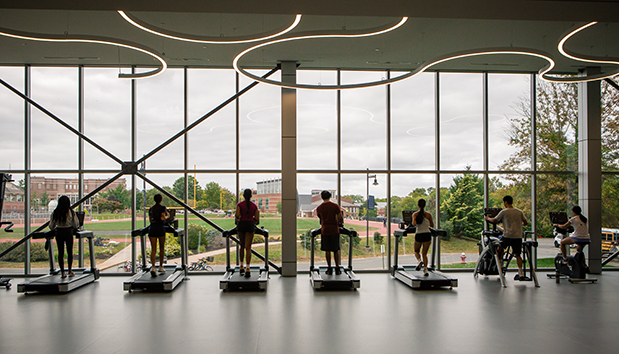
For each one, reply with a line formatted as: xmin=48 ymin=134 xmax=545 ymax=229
xmin=84 ymin=68 xmax=131 ymax=169
xmin=602 ymin=174 xmax=619 ymax=268
xmin=136 ymin=69 xmax=184 ymax=169
xmin=188 ymin=69 xmax=236 ymax=170
xmin=391 ymin=72 xmax=435 ymax=170
xmin=439 ymin=173 xmax=483 ymax=269
xmin=239 ymin=71 xmax=281 ymax=170
xmin=0 ymin=173 xmax=24 ymax=273
xmin=0 ymin=67 xmax=24 ymax=170
xmin=31 ymin=68 xmax=78 ymax=170
xmin=535 ymin=81 xmax=578 ymax=171
xmin=297 ymin=70 xmax=337 ymax=170
xmin=341 ymin=173 xmax=386 ymax=270
xmin=341 ymin=71 xmax=387 ymax=170
xmin=488 ymin=74 xmax=531 ymax=170
xmin=601 ymin=78 xmax=619 ymax=172
xmin=439 ymin=73 xmax=483 ymax=170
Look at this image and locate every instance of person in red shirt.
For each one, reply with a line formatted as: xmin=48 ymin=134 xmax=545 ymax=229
xmin=316 ymin=190 xmax=343 ymax=275
xmin=235 ymin=188 xmax=260 ymax=278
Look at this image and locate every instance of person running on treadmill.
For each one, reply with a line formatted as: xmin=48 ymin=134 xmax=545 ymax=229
xmin=235 ymin=189 xmax=260 ymax=278
xmin=412 ymin=198 xmax=434 ymax=276
xmin=49 ymin=195 xmax=79 ymax=279
xmin=485 ymin=195 xmax=529 ymax=280
xmin=148 ymin=194 xmax=169 ymax=277
xmin=316 ymin=190 xmax=344 ymax=275
xmin=553 ymin=206 xmax=590 ymax=263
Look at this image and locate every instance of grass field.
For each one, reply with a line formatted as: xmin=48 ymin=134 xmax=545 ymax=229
xmin=0 ymin=217 xmax=377 ymax=239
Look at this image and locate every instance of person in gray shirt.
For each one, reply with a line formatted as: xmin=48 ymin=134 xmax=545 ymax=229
xmin=485 ymin=195 xmax=529 ymax=280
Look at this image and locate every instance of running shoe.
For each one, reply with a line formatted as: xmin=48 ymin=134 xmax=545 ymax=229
xmin=415 ymin=261 xmax=424 ymax=271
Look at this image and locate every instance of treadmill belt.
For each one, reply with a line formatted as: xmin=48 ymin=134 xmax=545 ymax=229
xmin=134 ymin=268 xmax=178 ymax=283
xmin=30 ymin=273 xmax=90 ymax=284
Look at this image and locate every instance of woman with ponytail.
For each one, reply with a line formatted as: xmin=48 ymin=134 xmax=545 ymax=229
xmin=49 ymin=195 xmax=79 ymax=278
xmin=235 ymin=188 xmax=260 ymax=278
xmin=412 ymin=198 xmax=434 ymax=276
xmin=553 ymin=205 xmax=590 ymax=262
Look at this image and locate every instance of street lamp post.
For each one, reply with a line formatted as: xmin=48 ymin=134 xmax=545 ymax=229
xmin=366 ymin=168 xmax=378 ymax=250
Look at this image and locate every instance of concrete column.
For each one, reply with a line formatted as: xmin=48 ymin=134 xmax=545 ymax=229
xmin=578 ymin=67 xmax=602 ymax=273
xmin=280 ymin=61 xmax=297 ymax=276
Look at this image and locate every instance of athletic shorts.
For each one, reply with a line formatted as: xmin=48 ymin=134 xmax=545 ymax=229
xmin=570 ymin=236 xmax=591 ymax=244
xmin=415 ymin=232 xmax=431 ymax=243
xmin=148 ymin=224 xmax=166 ymax=238
xmin=501 ymin=237 xmax=522 ymax=255
xmin=321 ymin=234 xmax=340 ymax=252
xmin=237 ymin=221 xmax=255 ymax=244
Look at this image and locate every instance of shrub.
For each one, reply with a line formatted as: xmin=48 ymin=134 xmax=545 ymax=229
xmin=252 ymin=235 xmax=265 ymax=244
xmin=0 ymin=241 xmax=48 ymax=262
xmin=373 ymin=231 xmax=384 ymax=244
xmin=187 ymin=223 xmax=210 ymax=250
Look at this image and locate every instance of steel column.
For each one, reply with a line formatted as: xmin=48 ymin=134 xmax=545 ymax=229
xmin=24 ymin=65 xmax=31 ymax=275
xmin=280 ymin=61 xmax=297 ymax=276
xmin=578 ymin=67 xmax=603 ymax=273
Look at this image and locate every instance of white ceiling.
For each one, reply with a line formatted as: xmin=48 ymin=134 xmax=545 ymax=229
xmin=0 ymin=1 xmax=618 ymax=78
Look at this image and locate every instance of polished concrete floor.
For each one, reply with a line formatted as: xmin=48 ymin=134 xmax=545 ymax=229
xmin=1 ymin=271 xmax=618 ymax=354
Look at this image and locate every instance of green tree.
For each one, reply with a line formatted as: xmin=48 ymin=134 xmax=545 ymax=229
xmin=40 ymin=192 xmax=50 ymax=208
xmin=172 ymin=176 xmax=202 ymax=202
xmin=100 ymin=184 xmax=131 ymax=209
xmin=441 ymin=171 xmax=484 ymax=239
xmin=277 ymin=201 xmax=282 ymax=214
xmin=201 ymin=182 xmax=222 ymax=210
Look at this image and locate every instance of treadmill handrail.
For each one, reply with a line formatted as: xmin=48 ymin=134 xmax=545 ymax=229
xmin=222 ymin=225 xmax=279 ymax=274
xmin=309 ymin=226 xmax=357 ymax=271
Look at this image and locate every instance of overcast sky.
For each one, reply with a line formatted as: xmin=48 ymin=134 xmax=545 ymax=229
xmin=0 ymin=66 xmax=531 ymax=199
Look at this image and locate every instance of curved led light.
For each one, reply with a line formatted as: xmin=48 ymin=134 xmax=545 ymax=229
xmin=119 ymin=11 xmax=302 ymax=44
xmin=233 ymin=17 xmax=410 ymax=89
xmin=235 ymin=31 xmax=555 ymax=90
xmin=0 ymin=27 xmax=167 ymax=79
xmin=543 ymin=21 xmax=619 ymax=83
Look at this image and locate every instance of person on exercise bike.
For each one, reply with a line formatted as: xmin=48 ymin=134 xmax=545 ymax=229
xmin=412 ymin=198 xmax=434 ymax=276
xmin=485 ymin=195 xmax=529 ymax=280
xmin=553 ymin=206 xmax=590 ymax=264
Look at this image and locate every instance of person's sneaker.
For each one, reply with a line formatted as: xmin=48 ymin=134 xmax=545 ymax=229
xmin=423 ymin=269 xmax=429 ymax=276
xmin=240 ymin=267 xmax=245 ymax=275
xmin=68 ymin=271 xmax=75 ymax=277
xmin=244 ymin=267 xmax=251 ymax=278
xmin=150 ymin=269 xmax=157 ymax=277
xmin=335 ymin=267 xmax=342 ymax=275
xmin=158 ymin=267 xmax=165 ymax=274
xmin=514 ymin=274 xmax=521 ymax=281
xmin=325 ymin=267 xmax=333 ymax=275
xmin=415 ymin=261 xmax=424 ymax=271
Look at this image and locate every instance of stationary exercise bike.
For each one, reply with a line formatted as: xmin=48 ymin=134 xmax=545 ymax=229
xmin=0 ymin=173 xmax=14 ymax=289
xmin=547 ymin=212 xmax=597 ymax=284
xmin=474 ymin=208 xmax=539 ymax=287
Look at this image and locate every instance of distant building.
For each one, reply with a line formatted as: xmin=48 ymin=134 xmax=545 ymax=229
xmin=298 ymin=192 xmax=359 ymax=218
xmin=249 ymin=178 xmax=282 ymax=214
xmin=2 ymin=181 xmax=25 ymax=215
xmin=2 ymin=177 xmax=127 ymax=215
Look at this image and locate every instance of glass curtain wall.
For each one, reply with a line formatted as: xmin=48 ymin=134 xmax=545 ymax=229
xmin=2 ymin=65 xmax=593 ymax=273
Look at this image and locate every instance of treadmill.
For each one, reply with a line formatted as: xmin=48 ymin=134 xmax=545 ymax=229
xmin=220 ymin=225 xmax=269 ymax=291
xmin=124 ymin=213 xmax=186 ymax=292
xmin=17 ymin=212 xmax=100 ymax=294
xmin=309 ymin=226 xmax=360 ymax=290
xmin=392 ymin=211 xmax=457 ymax=290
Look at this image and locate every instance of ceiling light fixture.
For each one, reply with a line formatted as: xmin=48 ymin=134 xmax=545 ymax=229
xmin=118 ymin=11 xmax=302 ymax=44
xmin=543 ymin=21 xmax=619 ymax=83
xmin=0 ymin=27 xmax=167 ymax=79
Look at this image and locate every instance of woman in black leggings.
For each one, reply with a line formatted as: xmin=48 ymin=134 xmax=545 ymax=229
xmin=49 ymin=195 xmax=79 ymax=278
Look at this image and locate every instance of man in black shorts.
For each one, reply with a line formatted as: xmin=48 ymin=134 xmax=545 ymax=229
xmin=485 ymin=195 xmax=529 ymax=280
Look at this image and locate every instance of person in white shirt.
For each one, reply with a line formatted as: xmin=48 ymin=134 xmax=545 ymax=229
xmin=553 ymin=206 xmax=590 ymax=262
xmin=412 ymin=199 xmax=434 ymax=276
xmin=485 ymin=195 xmax=529 ymax=280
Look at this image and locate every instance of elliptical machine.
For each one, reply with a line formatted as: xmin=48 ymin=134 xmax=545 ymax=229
xmin=0 ymin=173 xmax=14 ymax=289
xmin=547 ymin=212 xmax=597 ymax=284
xmin=474 ymin=207 xmax=539 ymax=287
